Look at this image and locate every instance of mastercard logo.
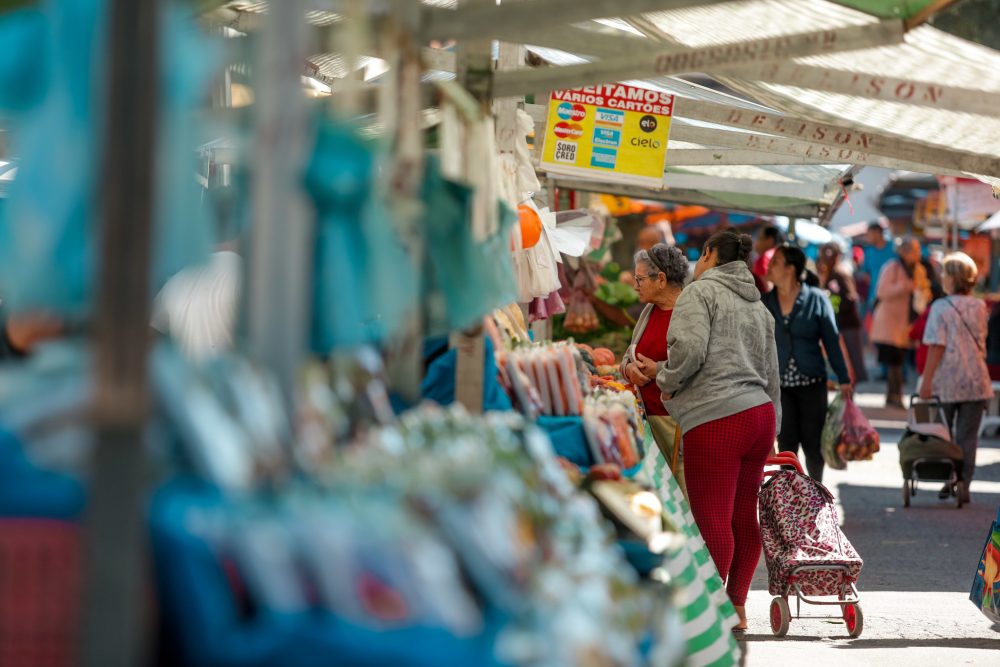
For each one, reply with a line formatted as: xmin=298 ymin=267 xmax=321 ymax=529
xmin=553 ymin=122 xmax=584 ymax=140
xmin=556 ymin=102 xmax=587 ymax=122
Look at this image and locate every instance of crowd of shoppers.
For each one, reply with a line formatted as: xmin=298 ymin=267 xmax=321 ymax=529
xmin=619 ymin=218 xmax=999 ymax=633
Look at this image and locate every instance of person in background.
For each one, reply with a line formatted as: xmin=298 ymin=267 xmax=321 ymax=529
xmin=621 ymin=244 xmax=690 ymax=494
xmin=871 ymin=237 xmax=927 ymax=408
xmin=656 ymin=231 xmax=780 ymax=632
xmin=637 ymin=224 xmax=670 ymax=252
xmin=909 ymin=281 xmax=946 ymax=379
xmin=919 ymin=253 xmax=993 ymax=504
xmin=859 ymin=221 xmax=896 ymax=319
xmin=817 ymin=242 xmax=868 ymax=384
xmin=986 ymin=301 xmax=1000 ymax=381
xmin=752 ymin=225 xmax=784 ymax=295
xmin=764 ymin=245 xmax=853 ymax=482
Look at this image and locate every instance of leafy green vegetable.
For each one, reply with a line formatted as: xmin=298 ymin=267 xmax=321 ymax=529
xmin=594 ymin=281 xmax=639 ymax=308
xmin=601 ymin=261 xmax=622 ymax=281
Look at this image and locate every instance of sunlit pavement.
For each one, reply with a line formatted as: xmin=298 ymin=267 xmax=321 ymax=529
xmin=742 ymin=389 xmax=1000 ymax=666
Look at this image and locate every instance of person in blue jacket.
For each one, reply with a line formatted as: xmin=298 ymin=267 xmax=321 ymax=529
xmin=763 ymin=244 xmax=853 ymax=482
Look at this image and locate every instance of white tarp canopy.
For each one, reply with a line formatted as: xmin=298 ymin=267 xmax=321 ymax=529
xmin=207 ymin=0 xmax=1000 ymax=214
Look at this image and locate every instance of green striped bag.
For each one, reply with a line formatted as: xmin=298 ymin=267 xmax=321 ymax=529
xmin=638 ymin=438 xmax=742 ymax=667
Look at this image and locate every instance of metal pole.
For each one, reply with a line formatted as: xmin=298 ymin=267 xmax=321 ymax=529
xmin=452 ymin=0 xmax=493 ymax=414
xmin=244 ymin=0 xmax=311 ymax=409
xmin=81 ymin=0 xmax=159 ymax=664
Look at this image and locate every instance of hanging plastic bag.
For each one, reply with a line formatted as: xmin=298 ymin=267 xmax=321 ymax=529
xmin=838 ymin=398 xmax=880 ymax=462
xmin=821 ymin=394 xmax=847 ymax=470
xmin=563 ymin=271 xmax=599 ymax=334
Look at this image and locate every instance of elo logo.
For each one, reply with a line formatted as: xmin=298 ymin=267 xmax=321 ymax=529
xmin=557 ymin=102 xmax=587 ymax=122
xmin=639 ymin=115 xmax=658 ymax=133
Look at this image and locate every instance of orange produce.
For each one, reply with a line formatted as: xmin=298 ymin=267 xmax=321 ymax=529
xmin=592 ymin=348 xmax=616 ymax=367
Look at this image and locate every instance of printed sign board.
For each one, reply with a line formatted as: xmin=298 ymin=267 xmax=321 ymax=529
xmin=540 ymin=84 xmax=673 ymax=188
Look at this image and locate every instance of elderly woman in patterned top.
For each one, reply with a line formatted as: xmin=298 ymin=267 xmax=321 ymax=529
xmin=919 ymin=252 xmax=993 ymax=504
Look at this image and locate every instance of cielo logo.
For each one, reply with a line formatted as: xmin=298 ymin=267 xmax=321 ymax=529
xmin=556 ymin=102 xmax=587 ymax=122
xmin=553 ymin=122 xmax=584 ymax=140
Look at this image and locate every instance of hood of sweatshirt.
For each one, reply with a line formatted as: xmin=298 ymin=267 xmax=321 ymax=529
xmin=699 ymin=261 xmax=761 ymax=302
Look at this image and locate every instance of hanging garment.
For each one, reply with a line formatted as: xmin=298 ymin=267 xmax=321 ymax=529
xmin=0 ymin=0 xmax=216 ymax=316
xmin=420 ymin=156 xmax=516 ymax=335
xmin=305 ymin=117 xmax=417 ymax=352
xmin=528 ymin=291 xmax=565 ymax=323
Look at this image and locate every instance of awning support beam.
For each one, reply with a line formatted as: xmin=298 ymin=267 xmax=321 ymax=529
xmin=421 ymin=0 xmax=729 ymax=43
xmin=552 ymin=177 xmax=824 ymax=218
xmin=672 ymin=97 xmax=1000 ymax=177
xmin=492 ymin=21 xmax=905 ymax=97
xmin=720 ymin=61 xmax=1000 ymax=116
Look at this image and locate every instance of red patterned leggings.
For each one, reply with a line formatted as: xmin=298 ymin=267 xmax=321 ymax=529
xmin=683 ymin=403 xmax=776 ymax=606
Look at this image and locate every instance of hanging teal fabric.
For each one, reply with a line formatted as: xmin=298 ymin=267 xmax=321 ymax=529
xmin=0 ymin=0 xmax=103 ymax=315
xmin=421 ymin=156 xmax=516 ymax=336
xmin=305 ymin=116 xmax=417 ymax=352
xmin=153 ymin=10 xmax=218 ymax=292
xmin=0 ymin=8 xmax=46 ymax=113
xmin=0 ymin=0 xmax=216 ymax=316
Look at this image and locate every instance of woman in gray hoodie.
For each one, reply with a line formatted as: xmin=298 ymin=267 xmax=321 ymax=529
xmin=657 ymin=231 xmax=780 ymax=632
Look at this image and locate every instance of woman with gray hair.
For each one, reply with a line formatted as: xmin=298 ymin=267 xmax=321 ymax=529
xmin=919 ymin=252 xmax=992 ymax=503
xmin=620 ymin=243 xmax=690 ymax=494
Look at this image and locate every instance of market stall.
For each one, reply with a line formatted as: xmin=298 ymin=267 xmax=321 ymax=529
xmin=3 ymin=2 xmax=1000 ymax=667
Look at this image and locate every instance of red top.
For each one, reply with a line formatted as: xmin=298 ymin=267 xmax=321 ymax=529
xmin=636 ymin=307 xmax=673 ymax=417
xmin=752 ymin=247 xmax=776 ymax=295
xmin=909 ymin=308 xmax=930 ymax=375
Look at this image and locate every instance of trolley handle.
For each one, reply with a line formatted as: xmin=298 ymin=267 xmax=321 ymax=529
xmin=764 ymin=451 xmax=804 ymax=475
xmin=909 ymin=394 xmax=944 ymax=408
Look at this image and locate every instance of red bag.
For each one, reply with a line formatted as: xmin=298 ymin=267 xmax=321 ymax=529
xmin=837 ymin=399 xmax=880 ymax=462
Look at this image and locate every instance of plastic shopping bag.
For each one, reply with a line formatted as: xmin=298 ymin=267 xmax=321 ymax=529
xmin=839 ymin=398 xmax=880 ymax=462
xmin=821 ymin=394 xmax=848 ymax=470
xmin=970 ymin=514 xmax=1000 ymax=623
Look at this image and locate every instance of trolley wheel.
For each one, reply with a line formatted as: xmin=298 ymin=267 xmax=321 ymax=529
xmin=843 ymin=603 xmax=863 ymax=638
xmin=903 ymin=480 xmax=911 ymax=508
xmin=770 ymin=597 xmax=790 ymax=637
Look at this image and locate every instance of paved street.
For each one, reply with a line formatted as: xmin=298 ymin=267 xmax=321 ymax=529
xmin=742 ymin=388 xmax=1000 ymax=666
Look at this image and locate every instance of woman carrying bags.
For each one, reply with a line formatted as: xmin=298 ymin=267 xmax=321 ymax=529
xmin=620 ymin=244 xmax=689 ymax=495
xmin=764 ymin=244 xmax=853 ymax=483
xmin=919 ymin=252 xmax=992 ymax=504
xmin=657 ymin=231 xmax=780 ymax=633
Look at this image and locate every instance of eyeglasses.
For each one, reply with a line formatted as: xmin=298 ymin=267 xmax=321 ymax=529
xmin=634 ymin=273 xmax=661 ymax=285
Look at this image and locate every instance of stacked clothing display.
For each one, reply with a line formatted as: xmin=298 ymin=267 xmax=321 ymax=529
xmin=152 ymin=348 xmax=688 ymax=667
